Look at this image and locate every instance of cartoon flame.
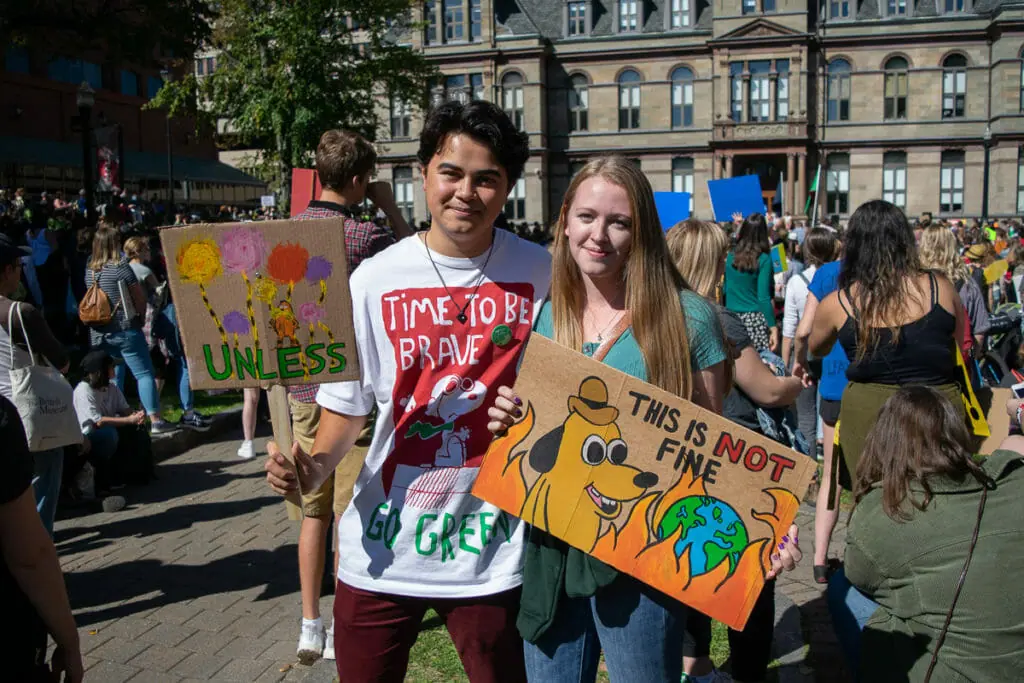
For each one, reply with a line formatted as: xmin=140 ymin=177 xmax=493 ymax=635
xmin=473 ymin=403 xmax=534 ymax=514
xmin=596 ymin=469 xmax=799 ymax=630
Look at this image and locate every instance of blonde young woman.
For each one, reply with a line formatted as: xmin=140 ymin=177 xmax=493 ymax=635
xmin=86 ymin=226 xmax=174 ymax=434
xmin=666 ymin=219 xmax=806 ymax=683
xmin=486 ymin=158 xmax=802 ymax=683
xmin=918 ymin=225 xmax=989 ymax=360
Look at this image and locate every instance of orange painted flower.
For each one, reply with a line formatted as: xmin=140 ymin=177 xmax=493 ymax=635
xmin=267 ymin=242 xmax=309 ymax=284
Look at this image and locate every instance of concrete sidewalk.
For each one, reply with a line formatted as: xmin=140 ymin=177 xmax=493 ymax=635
xmin=56 ymin=427 xmax=848 ymax=683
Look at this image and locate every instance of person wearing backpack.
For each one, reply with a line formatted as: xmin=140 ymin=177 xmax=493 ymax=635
xmin=0 ymin=234 xmax=71 ymax=536
xmin=81 ymin=224 xmax=176 ymax=434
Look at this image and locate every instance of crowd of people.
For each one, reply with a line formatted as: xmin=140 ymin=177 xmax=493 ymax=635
xmin=3 ymin=97 xmax=1023 ymax=683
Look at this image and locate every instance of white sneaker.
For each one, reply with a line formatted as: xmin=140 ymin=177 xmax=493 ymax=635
xmin=322 ymin=623 xmax=335 ymax=660
xmin=237 ymin=440 xmax=255 ymax=460
xmin=296 ymin=620 xmax=325 ymax=664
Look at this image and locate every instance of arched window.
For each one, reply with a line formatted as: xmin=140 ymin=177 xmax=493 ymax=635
xmin=568 ymin=74 xmax=589 ymax=132
xmin=883 ymin=56 xmax=908 ymax=120
xmin=827 ymin=59 xmax=851 ymax=122
xmin=618 ymin=69 xmax=641 ymax=130
xmin=942 ymin=54 xmax=967 ymax=119
xmin=671 ymin=67 xmax=694 ymax=128
xmin=501 ymin=72 xmax=524 ymax=131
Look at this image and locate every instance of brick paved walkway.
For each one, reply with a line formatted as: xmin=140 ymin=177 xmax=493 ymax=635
xmin=56 ymin=425 xmax=850 ymax=683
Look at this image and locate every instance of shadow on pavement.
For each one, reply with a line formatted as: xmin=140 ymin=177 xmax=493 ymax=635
xmin=54 ymin=492 xmax=278 ymax=555
xmin=800 ymin=593 xmax=852 ymax=683
xmin=65 ymin=545 xmax=298 ymax=627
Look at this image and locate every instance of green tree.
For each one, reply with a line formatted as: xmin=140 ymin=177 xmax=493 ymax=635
xmin=1 ymin=0 xmax=214 ymax=63
xmin=152 ymin=0 xmax=435 ymax=212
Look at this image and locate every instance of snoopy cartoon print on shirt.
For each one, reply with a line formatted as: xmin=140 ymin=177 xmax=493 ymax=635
xmin=405 ymin=374 xmax=488 ymax=467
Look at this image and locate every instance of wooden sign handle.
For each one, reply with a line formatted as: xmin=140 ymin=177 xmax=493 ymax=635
xmin=267 ymin=384 xmax=304 ymax=513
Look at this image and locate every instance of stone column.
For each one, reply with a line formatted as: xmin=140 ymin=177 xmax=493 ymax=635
xmin=712 ymin=154 xmax=719 ymax=180
xmin=787 ymin=153 xmax=796 ymax=216
xmin=725 ymin=155 xmax=734 ymax=178
xmin=768 ymin=74 xmax=777 ymax=122
xmin=797 ymin=153 xmax=807 ymax=215
xmin=741 ymin=74 xmax=751 ymax=123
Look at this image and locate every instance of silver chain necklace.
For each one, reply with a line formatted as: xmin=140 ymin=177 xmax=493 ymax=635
xmin=422 ymin=231 xmax=495 ymax=324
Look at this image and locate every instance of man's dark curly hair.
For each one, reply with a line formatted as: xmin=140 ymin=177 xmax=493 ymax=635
xmin=417 ymin=100 xmax=530 ymax=188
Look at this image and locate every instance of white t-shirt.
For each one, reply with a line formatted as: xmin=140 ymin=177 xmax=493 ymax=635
xmin=318 ymin=230 xmax=552 ymax=598
xmin=782 ymin=263 xmax=818 ymax=339
xmin=73 ymin=381 xmax=131 ymax=434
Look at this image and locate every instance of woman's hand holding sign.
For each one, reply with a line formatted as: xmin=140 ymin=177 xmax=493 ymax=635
xmin=765 ymin=524 xmax=802 ymax=579
xmin=487 ymin=385 xmax=522 ymax=436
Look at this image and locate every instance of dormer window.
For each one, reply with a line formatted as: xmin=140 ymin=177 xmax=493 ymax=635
xmin=941 ymin=0 xmax=970 ymax=12
xmin=566 ymin=1 xmax=590 ymax=36
xmin=830 ymin=0 xmax=852 ymax=20
xmin=886 ymin=0 xmax=908 ymax=15
xmin=669 ymin=0 xmax=691 ymax=27
xmin=617 ymin=0 xmax=640 ymax=32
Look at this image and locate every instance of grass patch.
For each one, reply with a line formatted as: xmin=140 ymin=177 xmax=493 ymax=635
xmin=406 ymin=610 xmax=750 ymax=683
xmin=159 ymin=389 xmax=243 ymax=423
xmin=406 ymin=611 xmax=469 ymax=683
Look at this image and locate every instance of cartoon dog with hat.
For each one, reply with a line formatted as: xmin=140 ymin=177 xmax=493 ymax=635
xmin=521 ymin=375 xmax=659 ymax=552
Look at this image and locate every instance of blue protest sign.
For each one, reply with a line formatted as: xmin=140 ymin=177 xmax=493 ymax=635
xmin=707 ymin=175 xmax=765 ymax=222
xmin=654 ymin=192 xmax=691 ymax=232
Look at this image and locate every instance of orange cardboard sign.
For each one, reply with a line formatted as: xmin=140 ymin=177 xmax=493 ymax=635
xmin=160 ymin=218 xmax=360 ymax=389
xmin=472 ymin=335 xmax=816 ymax=630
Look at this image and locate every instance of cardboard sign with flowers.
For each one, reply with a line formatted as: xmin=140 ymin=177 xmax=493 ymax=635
xmin=160 ymin=219 xmax=360 ymax=389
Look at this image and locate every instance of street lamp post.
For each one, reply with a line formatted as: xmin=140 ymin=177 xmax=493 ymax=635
xmin=982 ymin=124 xmax=992 ymax=223
xmin=160 ymin=68 xmax=175 ymax=211
xmin=76 ymin=82 xmax=96 ymax=227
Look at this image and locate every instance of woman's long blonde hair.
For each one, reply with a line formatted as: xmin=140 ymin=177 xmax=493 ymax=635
xmin=665 ymin=219 xmax=730 ymax=299
xmin=550 ymin=156 xmax=693 ymax=399
xmin=918 ymin=225 xmax=969 ymax=286
xmin=89 ymin=225 xmax=123 ymax=270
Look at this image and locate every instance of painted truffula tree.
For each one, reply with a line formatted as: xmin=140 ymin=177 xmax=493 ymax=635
xmin=218 ymin=227 xmax=268 ymax=351
xmin=176 ymin=238 xmax=227 ymax=345
xmin=266 ymin=242 xmax=311 ymax=380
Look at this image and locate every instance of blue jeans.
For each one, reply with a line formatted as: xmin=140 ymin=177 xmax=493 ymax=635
xmin=96 ymin=328 xmax=160 ymax=415
xmin=524 ymin=576 xmax=687 ymax=683
xmin=827 ymin=567 xmax=881 ymax=681
xmin=32 ymin=447 xmax=63 ymax=538
xmin=152 ymin=304 xmax=192 ymax=412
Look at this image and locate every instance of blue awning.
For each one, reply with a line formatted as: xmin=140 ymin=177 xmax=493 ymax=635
xmin=0 ymin=135 xmax=265 ymax=186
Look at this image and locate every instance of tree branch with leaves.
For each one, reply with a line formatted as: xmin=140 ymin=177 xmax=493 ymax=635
xmin=150 ymin=0 xmax=435 ymax=213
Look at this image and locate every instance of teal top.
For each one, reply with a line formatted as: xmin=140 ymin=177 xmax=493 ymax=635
xmin=723 ymin=251 xmax=776 ymax=326
xmin=533 ymin=289 xmax=726 ymax=374
xmin=517 ymin=289 xmax=728 ymax=643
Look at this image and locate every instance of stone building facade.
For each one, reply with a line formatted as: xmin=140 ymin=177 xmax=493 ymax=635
xmin=372 ymin=0 xmax=1024 ymax=226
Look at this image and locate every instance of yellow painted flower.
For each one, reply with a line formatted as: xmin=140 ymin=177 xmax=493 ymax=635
xmin=254 ymin=277 xmax=277 ymax=304
xmin=176 ymin=238 xmax=223 ymax=285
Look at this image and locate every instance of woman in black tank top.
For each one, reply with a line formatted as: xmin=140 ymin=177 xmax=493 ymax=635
xmin=806 ymin=200 xmax=971 ymax=502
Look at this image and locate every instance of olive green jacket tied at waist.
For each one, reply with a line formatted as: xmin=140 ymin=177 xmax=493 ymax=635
xmin=845 ymin=448 xmax=1024 ymax=682
xmin=516 ymin=527 xmax=618 ymax=643
xmin=830 ymin=382 xmax=963 ymax=501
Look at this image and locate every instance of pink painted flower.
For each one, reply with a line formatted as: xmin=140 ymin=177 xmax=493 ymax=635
xmin=298 ymin=302 xmax=325 ymax=324
xmin=218 ymin=227 xmax=267 ymax=274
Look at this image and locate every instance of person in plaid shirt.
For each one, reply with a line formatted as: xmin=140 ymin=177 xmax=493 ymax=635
xmin=279 ymin=129 xmax=411 ymax=663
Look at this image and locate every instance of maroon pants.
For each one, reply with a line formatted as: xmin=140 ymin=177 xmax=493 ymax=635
xmin=333 ymin=580 xmax=526 ymax=683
